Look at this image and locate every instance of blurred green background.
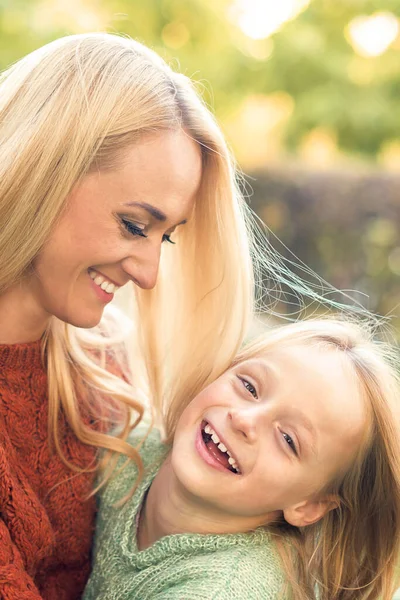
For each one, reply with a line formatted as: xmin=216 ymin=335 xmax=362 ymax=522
xmin=2 ymin=0 xmax=400 ymax=328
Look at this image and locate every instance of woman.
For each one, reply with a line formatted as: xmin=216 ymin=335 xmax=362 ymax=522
xmin=0 ymin=33 xmax=254 ymax=598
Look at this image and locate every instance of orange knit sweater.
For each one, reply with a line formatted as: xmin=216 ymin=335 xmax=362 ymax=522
xmin=0 ymin=339 xmax=98 ymax=599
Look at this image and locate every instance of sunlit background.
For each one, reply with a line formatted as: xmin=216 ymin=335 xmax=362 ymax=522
xmin=2 ymin=0 xmax=400 ymax=332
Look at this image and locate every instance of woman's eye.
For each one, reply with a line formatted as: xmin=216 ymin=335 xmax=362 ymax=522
xmin=239 ymin=377 xmax=258 ymax=399
xmin=162 ymin=234 xmax=175 ymax=244
xmin=121 ymin=218 xmax=147 ymax=238
xmin=282 ymin=432 xmax=298 ymax=456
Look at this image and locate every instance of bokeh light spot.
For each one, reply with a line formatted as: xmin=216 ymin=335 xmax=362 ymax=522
xmin=162 ymin=21 xmax=190 ymax=49
xmin=346 ymin=12 xmax=399 ymax=58
xmin=300 ymin=128 xmax=339 ymax=169
xmin=223 ymin=93 xmax=294 ymax=169
xmin=31 ymin=0 xmax=109 ymax=32
xmin=230 ymin=0 xmax=310 ymax=40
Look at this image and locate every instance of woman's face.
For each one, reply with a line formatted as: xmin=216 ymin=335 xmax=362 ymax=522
xmin=171 ymin=342 xmax=367 ymax=530
xmin=30 ymin=130 xmax=202 ymax=328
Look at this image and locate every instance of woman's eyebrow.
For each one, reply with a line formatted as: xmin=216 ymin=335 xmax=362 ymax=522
xmin=123 ymin=201 xmax=187 ymax=226
xmin=124 ymin=201 xmax=167 ymax=222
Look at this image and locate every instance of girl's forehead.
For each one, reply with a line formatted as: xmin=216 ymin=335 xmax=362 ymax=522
xmin=238 ymin=339 xmax=350 ymax=372
xmin=236 ymin=344 xmax=366 ymax=429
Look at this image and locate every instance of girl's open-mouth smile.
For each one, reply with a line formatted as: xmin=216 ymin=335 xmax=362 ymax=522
xmin=195 ymin=420 xmax=241 ymax=475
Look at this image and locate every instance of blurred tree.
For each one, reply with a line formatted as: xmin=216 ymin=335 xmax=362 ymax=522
xmin=249 ymin=168 xmax=400 ymax=325
xmin=1 ymin=0 xmax=400 ymax=161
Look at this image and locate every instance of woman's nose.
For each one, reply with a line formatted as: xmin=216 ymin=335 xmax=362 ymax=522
xmin=121 ymin=243 xmax=161 ymax=290
xmin=228 ymin=407 xmax=259 ymax=443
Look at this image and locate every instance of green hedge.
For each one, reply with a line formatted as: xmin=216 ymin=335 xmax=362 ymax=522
xmin=247 ymin=167 xmax=400 ymax=329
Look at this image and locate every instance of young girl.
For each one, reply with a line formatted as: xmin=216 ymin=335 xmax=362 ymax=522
xmin=83 ymin=319 xmax=400 ymax=600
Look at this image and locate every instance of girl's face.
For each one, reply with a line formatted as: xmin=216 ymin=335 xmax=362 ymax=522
xmin=28 ymin=130 xmax=202 ymax=329
xmin=171 ymin=343 xmax=367 ymax=529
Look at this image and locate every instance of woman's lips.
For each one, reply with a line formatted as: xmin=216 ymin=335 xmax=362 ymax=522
xmin=88 ymin=273 xmax=114 ymax=304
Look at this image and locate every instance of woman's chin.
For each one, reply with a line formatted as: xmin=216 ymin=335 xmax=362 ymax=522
xmin=55 ymin=307 xmax=104 ymax=330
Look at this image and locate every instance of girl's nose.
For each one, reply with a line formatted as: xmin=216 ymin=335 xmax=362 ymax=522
xmin=228 ymin=407 xmax=259 ymax=443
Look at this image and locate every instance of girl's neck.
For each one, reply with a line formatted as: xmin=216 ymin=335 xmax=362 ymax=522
xmin=137 ymin=455 xmax=272 ymax=551
xmin=0 ymin=282 xmax=50 ymax=344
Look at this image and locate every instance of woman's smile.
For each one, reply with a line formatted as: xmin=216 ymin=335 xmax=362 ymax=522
xmin=88 ymin=269 xmax=121 ymax=303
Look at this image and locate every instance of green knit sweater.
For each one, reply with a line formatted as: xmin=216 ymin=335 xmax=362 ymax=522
xmin=83 ymin=430 xmax=286 ymax=600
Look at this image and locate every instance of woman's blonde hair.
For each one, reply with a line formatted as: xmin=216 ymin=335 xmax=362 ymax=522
xmin=230 ymin=319 xmax=400 ymax=600
xmin=0 ymin=33 xmax=253 ymax=476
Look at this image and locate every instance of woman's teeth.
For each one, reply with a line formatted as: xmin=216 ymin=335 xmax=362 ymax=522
xmin=88 ymin=269 xmax=120 ymax=294
xmin=203 ymin=423 xmax=240 ymax=473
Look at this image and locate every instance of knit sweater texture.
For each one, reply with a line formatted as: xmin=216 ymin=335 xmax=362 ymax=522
xmin=0 ymin=339 xmax=100 ymax=600
xmin=83 ymin=429 xmax=286 ymax=600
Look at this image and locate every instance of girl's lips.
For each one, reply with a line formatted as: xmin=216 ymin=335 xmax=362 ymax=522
xmin=204 ymin=420 xmax=241 ymax=472
xmin=195 ymin=423 xmax=234 ymax=475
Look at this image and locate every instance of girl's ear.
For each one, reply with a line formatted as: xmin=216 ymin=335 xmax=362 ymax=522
xmin=283 ymin=495 xmax=339 ymax=527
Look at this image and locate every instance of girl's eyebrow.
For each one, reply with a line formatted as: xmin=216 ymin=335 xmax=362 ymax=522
xmin=248 ymin=360 xmax=280 ymax=388
xmin=296 ymin=414 xmax=318 ymax=459
xmin=123 ymin=201 xmax=187 ymax=226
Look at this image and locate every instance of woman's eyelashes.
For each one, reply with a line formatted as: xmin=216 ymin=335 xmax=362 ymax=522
xmin=120 ymin=218 xmax=175 ymax=244
xmin=162 ymin=233 xmax=175 ymax=244
xmin=121 ymin=218 xmax=146 ymax=238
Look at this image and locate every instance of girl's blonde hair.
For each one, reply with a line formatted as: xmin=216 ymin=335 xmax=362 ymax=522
xmin=235 ymin=319 xmax=400 ymax=600
xmin=166 ymin=318 xmax=400 ymax=600
xmin=0 ymin=34 xmax=253 ymax=475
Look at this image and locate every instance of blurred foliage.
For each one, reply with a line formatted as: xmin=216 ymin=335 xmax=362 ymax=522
xmin=249 ymin=168 xmax=400 ymax=326
xmin=1 ymin=0 xmax=400 ymax=161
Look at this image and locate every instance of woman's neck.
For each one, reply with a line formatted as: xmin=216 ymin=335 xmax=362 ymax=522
xmin=0 ymin=282 xmax=50 ymax=344
xmin=137 ymin=455 xmax=271 ymax=551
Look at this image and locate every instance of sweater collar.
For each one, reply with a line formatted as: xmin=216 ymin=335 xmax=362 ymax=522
xmin=0 ymin=338 xmax=45 ymax=371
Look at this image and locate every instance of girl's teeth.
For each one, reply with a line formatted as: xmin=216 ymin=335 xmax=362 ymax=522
xmin=94 ymin=276 xmax=103 ymax=285
xmin=211 ymin=433 xmax=220 ymax=444
xmin=203 ymin=422 xmax=240 ymax=472
xmin=105 ymin=283 xmax=115 ymax=293
xmin=100 ymin=281 xmax=109 ymax=291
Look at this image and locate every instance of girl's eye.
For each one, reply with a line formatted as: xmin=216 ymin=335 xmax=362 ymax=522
xmin=121 ymin=218 xmax=147 ymax=238
xmin=282 ymin=432 xmax=298 ymax=456
xmin=239 ymin=377 xmax=258 ymax=399
xmin=162 ymin=234 xmax=175 ymax=244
